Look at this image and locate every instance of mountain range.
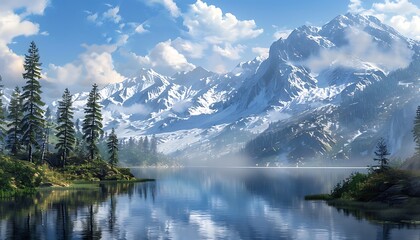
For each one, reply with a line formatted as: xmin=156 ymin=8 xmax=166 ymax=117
xmin=53 ymin=13 xmax=420 ymax=165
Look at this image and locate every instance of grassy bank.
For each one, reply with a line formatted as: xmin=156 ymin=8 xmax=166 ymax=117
xmin=0 ymin=155 xmax=149 ymax=198
xmin=305 ymin=168 xmax=420 ymax=223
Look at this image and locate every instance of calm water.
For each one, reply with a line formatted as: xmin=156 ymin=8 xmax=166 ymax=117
xmin=0 ymin=168 xmax=419 ymax=240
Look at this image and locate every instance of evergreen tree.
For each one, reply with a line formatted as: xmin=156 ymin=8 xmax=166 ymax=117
xmin=75 ymin=118 xmax=81 ymax=133
xmin=0 ymin=75 xmax=6 ymax=150
xmin=6 ymin=87 xmax=23 ymax=155
xmin=56 ymin=88 xmax=76 ymax=166
xmin=44 ymin=107 xmax=53 ymax=153
xmin=143 ymin=136 xmax=149 ymax=153
xmin=82 ymin=84 xmax=104 ymax=160
xmin=413 ymin=106 xmax=420 ymax=155
xmin=373 ymin=138 xmax=390 ymax=171
xmin=21 ymin=41 xmax=45 ymax=162
xmin=107 ymin=128 xmax=119 ymax=166
xmin=150 ymin=135 xmax=157 ymax=154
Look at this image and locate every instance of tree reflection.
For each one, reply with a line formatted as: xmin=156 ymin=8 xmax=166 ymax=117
xmin=0 ymin=182 xmax=155 ymax=239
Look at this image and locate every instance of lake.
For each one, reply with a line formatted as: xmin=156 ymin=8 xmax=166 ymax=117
xmin=0 ymin=168 xmax=419 ymax=239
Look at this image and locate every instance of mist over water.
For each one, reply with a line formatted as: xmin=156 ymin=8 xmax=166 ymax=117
xmin=1 ymin=167 xmax=418 ymax=239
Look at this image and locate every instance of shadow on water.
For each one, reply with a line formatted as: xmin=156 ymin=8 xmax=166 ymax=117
xmin=0 ymin=182 xmax=156 ymax=240
xmin=328 ymin=202 xmax=420 ymax=239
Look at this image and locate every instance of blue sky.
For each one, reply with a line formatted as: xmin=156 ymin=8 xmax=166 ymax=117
xmin=0 ymin=0 xmax=419 ymax=97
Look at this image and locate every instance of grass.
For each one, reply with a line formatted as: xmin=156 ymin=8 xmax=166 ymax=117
xmin=0 ymin=155 xmax=151 ymax=198
xmin=304 ymin=167 xmax=420 ymax=224
xmin=304 ymin=194 xmax=333 ymax=200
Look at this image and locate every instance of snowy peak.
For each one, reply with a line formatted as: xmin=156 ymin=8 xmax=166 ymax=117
xmin=172 ymin=66 xmax=215 ymax=89
xmin=320 ymin=13 xmax=408 ymax=47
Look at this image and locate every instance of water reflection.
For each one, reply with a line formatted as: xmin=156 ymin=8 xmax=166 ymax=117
xmin=0 ymin=168 xmax=419 ymax=240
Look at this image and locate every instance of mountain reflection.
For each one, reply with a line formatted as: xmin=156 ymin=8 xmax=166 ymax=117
xmin=0 ymin=169 xmax=418 ymax=240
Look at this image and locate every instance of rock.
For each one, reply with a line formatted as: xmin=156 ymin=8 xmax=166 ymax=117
xmin=371 ymin=184 xmax=406 ymax=202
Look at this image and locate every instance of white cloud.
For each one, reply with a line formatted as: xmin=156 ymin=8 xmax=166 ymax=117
xmin=125 ymin=40 xmax=195 ymax=76
xmin=348 ymin=0 xmax=420 ymax=40
xmin=348 ymin=0 xmax=364 ymax=13
xmin=0 ymin=0 xmax=50 ymax=15
xmin=389 ymin=15 xmax=420 ymax=39
xmin=0 ymin=11 xmax=39 ymax=45
xmin=172 ymin=38 xmax=207 ymax=59
xmin=372 ymin=0 xmax=420 ymax=14
xmin=252 ymin=47 xmax=269 ymax=59
xmin=213 ymin=44 xmax=245 ymax=60
xmin=103 ymin=6 xmax=122 ymax=24
xmin=45 ymin=42 xmax=125 ymax=95
xmin=0 ymin=0 xmax=49 ymax=87
xmin=87 ymin=13 xmax=99 ymax=23
xmin=134 ymin=23 xmax=148 ymax=34
xmin=305 ymin=27 xmax=413 ymax=73
xmin=183 ymin=0 xmax=263 ymax=44
xmin=145 ymin=0 xmax=180 ymax=17
xmin=273 ymin=29 xmax=292 ymax=40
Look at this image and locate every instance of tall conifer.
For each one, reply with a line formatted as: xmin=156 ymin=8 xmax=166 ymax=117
xmin=56 ymin=88 xmax=76 ymax=166
xmin=107 ymin=128 xmax=119 ymax=166
xmin=21 ymin=41 xmax=45 ymax=162
xmin=413 ymin=106 xmax=420 ymax=155
xmin=6 ymin=87 xmax=23 ymax=155
xmin=82 ymin=84 xmax=103 ymax=160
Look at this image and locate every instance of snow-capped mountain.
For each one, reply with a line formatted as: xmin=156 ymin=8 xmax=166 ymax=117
xmin=69 ymin=13 xmax=420 ymax=164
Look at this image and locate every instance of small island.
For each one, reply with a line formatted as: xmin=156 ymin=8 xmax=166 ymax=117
xmin=306 ymin=137 xmax=420 ymax=224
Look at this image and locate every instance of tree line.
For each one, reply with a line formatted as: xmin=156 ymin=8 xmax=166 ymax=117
xmin=0 ymin=41 xmax=124 ymax=167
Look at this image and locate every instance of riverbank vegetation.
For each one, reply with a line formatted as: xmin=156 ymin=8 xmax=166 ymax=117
xmin=0 ymin=42 xmax=154 ymax=197
xmin=305 ymin=108 xmax=420 ymax=223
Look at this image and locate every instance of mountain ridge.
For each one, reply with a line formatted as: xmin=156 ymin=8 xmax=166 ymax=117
xmin=53 ymin=13 xmax=420 ymax=164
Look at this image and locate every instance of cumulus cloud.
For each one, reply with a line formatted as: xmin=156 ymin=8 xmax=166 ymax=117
xmin=273 ymin=29 xmax=292 ymax=40
xmin=348 ymin=0 xmax=420 ymax=40
xmin=183 ymin=0 xmax=263 ymax=45
xmin=213 ymin=44 xmax=245 ymax=60
xmin=134 ymin=23 xmax=148 ymax=34
xmin=252 ymin=47 xmax=269 ymax=59
xmin=305 ymin=27 xmax=413 ymax=73
xmin=348 ymin=0 xmax=364 ymax=13
xmin=124 ymin=40 xmax=195 ymax=76
xmin=86 ymin=4 xmax=122 ymax=26
xmin=0 ymin=0 xmax=49 ymax=87
xmin=0 ymin=0 xmax=49 ymax=15
xmin=45 ymin=40 xmax=126 ymax=97
xmin=87 ymin=12 xmax=99 ymax=23
xmin=103 ymin=6 xmax=122 ymax=24
xmin=145 ymin=0 xmax=180 ymax=18
xmin=172 ymin=38 xmax=207 ymax=59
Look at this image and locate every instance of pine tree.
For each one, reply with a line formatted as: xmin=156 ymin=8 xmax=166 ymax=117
xmin=0 ymin=75 xmax=6 ymax=150
xmin=56 ymin=88 xmax=76 ymax=166
xmin=150 ymin=134 xmax=157 ymax=154
xmin=143 ymin=136 xmax=149 ymax=153
xmin=107 ymin=128 xmax=119 ymax=166
xmin=21 ymin=41 xmax=45 ymax=163
xmin=373 ymin=138 xmax=390 ymax=171
xmin=6 ymin=87 xmax=23 ymax=155
xmin=44 ymin=107 xmax=53 ymax=154
xmin=413 ymin=106 xmax=420 ymax=155
xmin=82 ymin=84 xmax=104 ymax=160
